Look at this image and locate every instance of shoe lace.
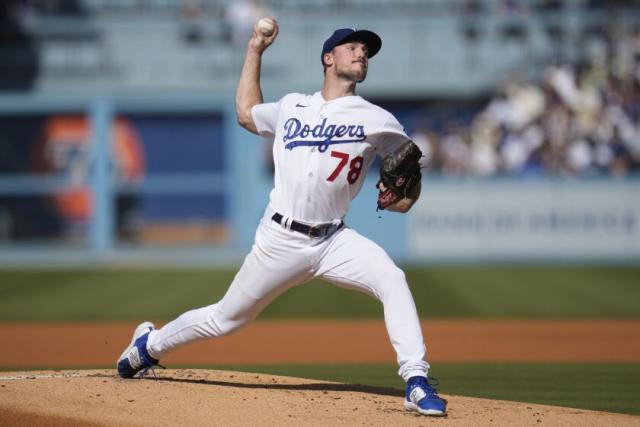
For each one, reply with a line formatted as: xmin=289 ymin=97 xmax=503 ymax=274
xmin=137 ymin=363 xmax=166 ymax=380
xmin=414 ymin=376 xmax=440 ymax=397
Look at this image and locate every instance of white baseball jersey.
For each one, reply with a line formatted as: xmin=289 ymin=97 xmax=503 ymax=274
xmin=251 ymin=91 xmax=410 ymax=223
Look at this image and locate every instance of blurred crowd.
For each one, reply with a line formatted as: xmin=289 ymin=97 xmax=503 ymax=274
xmin=414 ymin=28 xmax=640 ymax=178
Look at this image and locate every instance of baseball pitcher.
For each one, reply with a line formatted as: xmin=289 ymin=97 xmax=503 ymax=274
xmin=117 ymin=20 xmax=446 ymax=417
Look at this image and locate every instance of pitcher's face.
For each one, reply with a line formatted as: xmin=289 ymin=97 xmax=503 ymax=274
xmin=329 ymin=41 xmax=369 ymax=83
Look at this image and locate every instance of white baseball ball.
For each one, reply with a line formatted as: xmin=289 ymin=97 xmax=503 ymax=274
xmin=257 ymin=18 xmax=275 ymax=37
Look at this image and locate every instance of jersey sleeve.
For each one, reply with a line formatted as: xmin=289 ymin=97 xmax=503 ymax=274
xmin=375 ymin=113 xmax=411 ymax=158
xmin=251 ymin=100 xmax=280 ymax=137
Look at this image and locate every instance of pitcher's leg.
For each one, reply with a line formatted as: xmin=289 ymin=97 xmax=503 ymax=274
xmin=147 ymin=269 xmax=276 ymax=359
xmin=147 ymin=222 xmax=313 ymax=359
xmin=317 ymin=228 xmax=429 ymax=381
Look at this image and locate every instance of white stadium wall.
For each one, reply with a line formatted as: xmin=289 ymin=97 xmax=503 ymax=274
xmin=405 ymin=179 xmax=640 ymax=262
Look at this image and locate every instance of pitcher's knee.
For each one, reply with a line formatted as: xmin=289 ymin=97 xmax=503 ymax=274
xmin=371 ymin=266 xmax=408 ymax=297
xmin=206 ymin=304 xmax=254 ymax=336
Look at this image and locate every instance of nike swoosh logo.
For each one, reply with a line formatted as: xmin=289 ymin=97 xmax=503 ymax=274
xmin=295 ymin=103 xmax=308 ymax=108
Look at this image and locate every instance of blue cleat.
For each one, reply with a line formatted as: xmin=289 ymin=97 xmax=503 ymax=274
xmin=404 ymin=376 xmax=447 ymax=416
xmin=117 ymin=321 xmax=160 ymax=378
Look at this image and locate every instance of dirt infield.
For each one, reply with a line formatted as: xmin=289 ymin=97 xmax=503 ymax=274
xmin=1 ymin=319 xmax=639 ymax=368
xmin=1 ymin=369 xmax=639 ymax=427
xmin=1 ymin=320 xmax=639 ymax=426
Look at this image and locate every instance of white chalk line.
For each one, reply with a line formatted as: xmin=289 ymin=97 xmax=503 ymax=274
xmin=0 ymin=372 xmax=103 ymax=381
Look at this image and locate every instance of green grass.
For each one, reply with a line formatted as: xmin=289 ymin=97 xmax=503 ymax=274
xmin=0 ymin=270 xmax=236 ymax=322
xmin=198 ymin=363 xmax=640 ymax=416
xmin=0 ymin=267 xmax=639 ymax=321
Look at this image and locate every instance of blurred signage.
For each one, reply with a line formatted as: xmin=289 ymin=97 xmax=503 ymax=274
xmin=409 ymin=180 xmax=640 ymax=261
xmin=32 ymin=115 xmax=144 ymax=222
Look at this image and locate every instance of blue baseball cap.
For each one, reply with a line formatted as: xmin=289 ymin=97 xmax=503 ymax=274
xmin=321 ymin=28 xmax=382 ymax=65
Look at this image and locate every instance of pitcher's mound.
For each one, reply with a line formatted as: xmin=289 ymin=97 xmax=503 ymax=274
xmin=0 ymin=369 xmax=637 ymax=427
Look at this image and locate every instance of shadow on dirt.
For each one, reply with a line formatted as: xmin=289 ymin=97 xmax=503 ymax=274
xmin=95 ymin=372 xmax=404 ymax=397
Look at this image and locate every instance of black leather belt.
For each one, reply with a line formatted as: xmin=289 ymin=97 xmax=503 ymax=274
xmin=271 ymin=213 xmax=343 ymax=238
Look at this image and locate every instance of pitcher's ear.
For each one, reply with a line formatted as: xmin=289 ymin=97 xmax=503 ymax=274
xmin=323 ymin=52 xmax=334 ymax=67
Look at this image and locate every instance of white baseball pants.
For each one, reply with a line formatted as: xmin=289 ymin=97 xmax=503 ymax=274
xmin=146 ymin=206 xmax=429 ymax=381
